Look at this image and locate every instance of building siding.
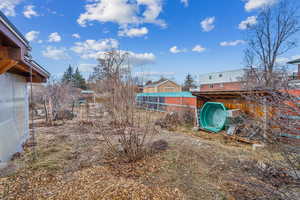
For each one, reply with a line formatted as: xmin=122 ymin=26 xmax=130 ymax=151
xmin=157 ymin=81 xmax=181 ymax=93
xmin=198 ymin=69 xmax=245 ymax=85
xmin=143 ymin=80 xmax=182 ymax=93
xmin=0 ymin=73 xmax=29 ymax=162
xmin=200 ymin=82 xmax=243 ymax=91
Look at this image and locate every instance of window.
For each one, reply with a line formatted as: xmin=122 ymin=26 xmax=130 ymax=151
xmin=209 ymin=75 xmax=212 ymax=80
xmin=219 ymin=74 xmax=223 ymax=78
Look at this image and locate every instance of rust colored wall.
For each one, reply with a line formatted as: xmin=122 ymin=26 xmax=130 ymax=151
xmin=165 ymin=97 xmax=197 ymax=107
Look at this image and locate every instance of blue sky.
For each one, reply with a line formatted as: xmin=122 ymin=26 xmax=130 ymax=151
xmin=1 ymin=0 xmax=300 ymax=83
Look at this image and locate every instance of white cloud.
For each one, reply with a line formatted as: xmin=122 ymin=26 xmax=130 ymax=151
xmin=192 ymin=45 xmax=206 ymax=53
xmin=136 ymin=71 xmax=175 ymax=77
xmin=169 ymin=46 xmax=186 ymax=54
xmin=71 ymin=38 xmax=155 ymax=65
xmin=220 ymin=40 xmax=246 ymax=47
xmin=277 ymin=55 xmax=300 ymax=65
xmin=137 ymin=0 xmax=165 ymax=26
xmin=23 ymin=5 xmax=38 ymax=18
xmin=48 ymin=32 xmax=62 ymax=42
xmin=244 ymin=0 xmax=278 ymax=12
xmin=291 ymin=55 xmax=300 ymax=60
xmin=181 ymin=0 xmax=189 ymax=7
xmin=77 ymin=0 xmax=165 ymax=28
xmin=118 ymin=27 xmax=148 ymax=37
xmin=201 ymin=17 xmax=215 ymax=32
xmin=239 ymin=16 xmax=257 ymax=30
xmin=25 ymin=30 xmax=39 ymax=42
xmin=42 ymin=46 xmax=70 ymax=60
xmin=276 ymin=57 xmax=289 ymax=64
xmin=0 ymin=0 xmax=22 ymax=16
xmin=78 ymin=63 xmax=96 ymax=73
xmin=71 ymin=39 xmax=119 ymax=59
xmin=127 ymin=51 xmax=156 ymax=65
xmin=72 ymin=33 xmax=81 ymax=39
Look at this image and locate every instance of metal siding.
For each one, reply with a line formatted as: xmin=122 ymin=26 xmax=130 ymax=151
xmin=198 ymin=69 xmax=245 ymax=85
xmin=0 ymin=73 xmax=29 ymax=162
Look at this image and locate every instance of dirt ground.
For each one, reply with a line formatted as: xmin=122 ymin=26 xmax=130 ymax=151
xmin=0 ymin=115 xmax=299 ymax=200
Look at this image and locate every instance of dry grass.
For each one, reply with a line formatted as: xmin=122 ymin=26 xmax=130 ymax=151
xmin=0 ymin=116 xmax=298 ymax=200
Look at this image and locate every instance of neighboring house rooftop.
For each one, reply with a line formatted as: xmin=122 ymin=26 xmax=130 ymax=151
xmin=144 ymin=79 xmax=177 ymax=88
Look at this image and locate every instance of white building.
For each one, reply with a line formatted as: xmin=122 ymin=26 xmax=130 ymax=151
xmin=197 ymin=69 xmax=246 ymax=91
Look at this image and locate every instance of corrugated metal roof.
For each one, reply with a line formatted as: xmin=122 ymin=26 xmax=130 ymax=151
xmin=0 ymin=10 xmax=30 ymax=47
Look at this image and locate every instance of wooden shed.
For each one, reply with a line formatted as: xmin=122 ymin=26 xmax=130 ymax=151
xmin=192 ymin=90 xmax=300 ymax=140
xmin=0 ymin=11 xmax=49 ymax=163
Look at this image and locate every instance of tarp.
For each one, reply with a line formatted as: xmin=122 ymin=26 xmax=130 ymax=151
xmin=0 ymin=73 xmax=29 ymax=162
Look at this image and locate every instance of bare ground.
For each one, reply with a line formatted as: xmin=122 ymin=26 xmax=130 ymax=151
xmin=0 ymin=118 xmax=299 ymax=200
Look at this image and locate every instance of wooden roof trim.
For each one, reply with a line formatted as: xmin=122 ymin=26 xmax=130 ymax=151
xmin=0 ymin=59 xmax=18 ymax=74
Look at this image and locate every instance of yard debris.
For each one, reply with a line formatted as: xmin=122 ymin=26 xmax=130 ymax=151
xmin=54 ymin=110 xmax=75 ymax=121
xmin=151 ymin=140 xmax=169 ymax=152
xmin=1 ymin=113 xmax=299 ymax=200
xmin=155 ymin=112 xmax=181 ymax=130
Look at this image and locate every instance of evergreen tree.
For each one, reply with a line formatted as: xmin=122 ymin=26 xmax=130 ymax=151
xmin=62 ymin=65 xmax=73 ymax=83
xmin=183 ymin=74 xmax=196 ymax=91
xmin=73 ymin=67 xmax=87 ymax=90
xmin=61 ymin=65 xmax=87 ymax=90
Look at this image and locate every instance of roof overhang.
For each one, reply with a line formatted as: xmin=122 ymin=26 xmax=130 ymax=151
xmin=288 ymin=58 xmax=300 ymax=65
xmin=192 ymin=90 xmax=270 ymax=100
xmin=0 ymin=11 xmax=49 ymax=82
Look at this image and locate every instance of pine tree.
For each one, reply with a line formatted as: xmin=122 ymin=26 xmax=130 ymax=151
xmin=73 ymin=67 xmax=87 ymax=90
xmin=61 ymin=65 xmax=87 ymax=90
xmin=183 ymin=74 xmax=196 ymax=91
xmin=62 ymin=65 xmax=73 ymax=83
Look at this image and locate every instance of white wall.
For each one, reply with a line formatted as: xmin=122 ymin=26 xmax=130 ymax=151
xmin=197 ymin=69 xmax=245 ymax=85
xmin=0 ymin=73 xmax=29 ymax=162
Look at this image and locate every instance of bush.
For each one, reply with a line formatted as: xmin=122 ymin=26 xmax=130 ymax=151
xmin=155 ymin=112 xmax=181 ymax=131
xmin=179 ymin=109 xmax=195 ymax=126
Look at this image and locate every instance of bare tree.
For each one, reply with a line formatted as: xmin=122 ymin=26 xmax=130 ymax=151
xmin=244 ymin=0 xmax=300 ymax=89
xmin=44 ymin=77 xmax=78 ymax=123
xmin=89 ymin=50 xmax=129 ymax=93
xmin=93 ymin=51 xmax=158 ymax=163
xmin=240 ymin=1 xmax=300 ymax=199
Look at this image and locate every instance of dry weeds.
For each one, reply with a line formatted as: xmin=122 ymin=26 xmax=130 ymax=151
xmin=1 ymin=117 xmax=299 ymax=200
